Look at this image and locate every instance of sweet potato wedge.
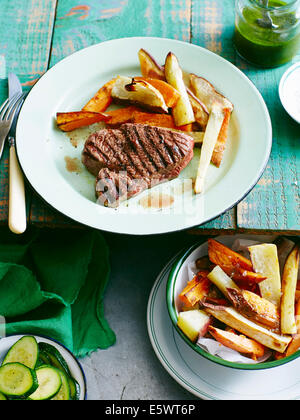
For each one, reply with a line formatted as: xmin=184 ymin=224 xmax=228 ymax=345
xmin=209 ymin=239 xmax=253 ymax=271
xmin=179 ymin=271 xmax=211 ymax=307
xmin=208 ymin=326 xmax=266 ymax=360
xmin=212 ymin=107 xmax=232 ymax=168
xmin=105 ymin=106 xmax=140 ymax=126
xmin=177 ymin=123 xmax=193 ymax=132
xmin=82 ymin=78 xmax=117 ymax=113
xmin=227 ymin=288 xmax=280 ymax=331
xmin=138 ymin=48 xmax=165 ymax=80
xmin=56 ymin=111 xmax=110 ymax=132
xmin=208 ymin=239 xmax=266 ymax=284
xmin=132 ymin=111 xmax=176 ymax=129
xmin=134 ymin=77 xmax=180 ymax=108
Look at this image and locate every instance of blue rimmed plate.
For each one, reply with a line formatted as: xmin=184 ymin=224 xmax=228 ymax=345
xmin=0 ymin=335 xmax=87 ymax=400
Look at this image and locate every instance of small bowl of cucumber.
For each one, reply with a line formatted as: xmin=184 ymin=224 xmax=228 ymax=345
xmin=0 ymin=335 xmax=87 ymax=400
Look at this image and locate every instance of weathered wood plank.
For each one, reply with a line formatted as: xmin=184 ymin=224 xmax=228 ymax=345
xmin=190 ymin=0 xmax=236 ymax=231
xmin=237 ymin=64 xmax=300 ymax=232
xmin=49 ymin=0 xmax=192 ymax=66
xmin=0 ymin=0 xmax=57 ymax=225
xmin=191 ymin=0 xmax=299 ymax=233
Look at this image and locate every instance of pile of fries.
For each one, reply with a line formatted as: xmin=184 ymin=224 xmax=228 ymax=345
xmin=177 ymin=238 xmax=300 ymax=362
xmin=56 ymin=49 xmax=233 ymax=194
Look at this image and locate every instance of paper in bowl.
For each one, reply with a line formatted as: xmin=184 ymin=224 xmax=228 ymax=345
xmin=197 ymin=337 xmax=272 ymax=365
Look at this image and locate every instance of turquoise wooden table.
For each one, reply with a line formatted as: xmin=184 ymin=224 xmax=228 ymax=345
xmin=0 ymin=0 xmax=299 ymax=234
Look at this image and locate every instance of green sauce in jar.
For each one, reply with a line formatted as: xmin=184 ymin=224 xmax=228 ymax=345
xmin=235 ymin=0 xmax=300 ymax=67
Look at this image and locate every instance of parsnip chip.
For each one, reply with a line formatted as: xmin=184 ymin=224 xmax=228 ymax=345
xmin=194 ymin=104 xmax=225 ymax=194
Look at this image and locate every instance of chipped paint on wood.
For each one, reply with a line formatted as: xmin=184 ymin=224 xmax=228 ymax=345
xmin=60 ymin=5 xmax=91 ymax=20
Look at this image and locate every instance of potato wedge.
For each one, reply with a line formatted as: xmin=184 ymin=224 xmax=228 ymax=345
xmin=281 ymin=245 xmax=300 ymax=335
xmin=187 ymin=89 xmax=209 ymax=129
xmin=177 ymin=309 xmax=212 ymax=342
xmin=208 ymin=326 xmax=266 ymax=360
xmin=248 ymin=244 xmax=282 ymax=307
xmin=205 ymin=306 xmax=292 ymax=353
xmin=194 ymin=104 xmax=225 ymax=194
xmin=111 ymin=76 xmax=168 ymax=114
xmin=189 ymin=131 xmax=204 ymax=145
xmin=82 ymin=78 xmax=117 ymax=113
xmin=285 ymin=299 xmax=300 ymax=357
xmin=227 ymin=288 xmax=280 ymax=331
xmin=138 ymin=49 xmax=165 ymax=80
xmin=190 ymin=74 xmax=233 ymax=167
xmin=207 ymin=265 xmax=240 ymax=298
xmin=133 ymin=77 xmax=180 ymax=108
xmin=56 ymin=111 xmax=110 ymax=132
xmin=164 ymin=52 xmax=195 ymax=127
xmin=190 ymin=74 xmax=233 ymax=114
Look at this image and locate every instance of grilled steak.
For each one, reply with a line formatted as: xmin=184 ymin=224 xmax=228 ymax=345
xmin=82 ymin=123 xmax=194 ymax=207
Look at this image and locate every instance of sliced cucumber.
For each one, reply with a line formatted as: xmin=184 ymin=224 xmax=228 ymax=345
xmin=29 ymin=366 xmax=62 ymax=401
xmin=38 ymin=343 xmax=71 ymax=377
xmin=2 ymin=336 xmax=39 ymax=369
xmin=51 ymin=370 xmax=70 ymax=401
xmin=68 ymin=376 xmax=80 ymax=400
xmin=36 ymin=350 xmax=52 ymax=368
xmin=0 ymin=392 xmax=7 ymax=400
xmin=0 ymin=363 xmax=38 ymax=398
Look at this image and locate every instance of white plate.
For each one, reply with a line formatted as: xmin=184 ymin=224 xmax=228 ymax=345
xmin=147 ymin=236 xmax=300 ymax=400
xmin=279 ymin=62 xmax=300 ymax=124
xmin=0 ymin=335 xmax=87 ymax=400
xmin=16 ymin=37 xmax=272 ymax=235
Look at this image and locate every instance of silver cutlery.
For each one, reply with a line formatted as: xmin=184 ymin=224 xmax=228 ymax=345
xmin=7 ymin=74 xmax=27 ymax=234
xmin=0 ymin=92 xmax=25 ymax=160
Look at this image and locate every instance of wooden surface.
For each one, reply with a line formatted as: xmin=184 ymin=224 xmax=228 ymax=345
xmin=0 ymin=0 xmax=299 ymax=233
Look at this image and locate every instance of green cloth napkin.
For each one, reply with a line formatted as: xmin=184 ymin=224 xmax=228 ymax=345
xmin=0 ymin=228 xmax=116 ymax=358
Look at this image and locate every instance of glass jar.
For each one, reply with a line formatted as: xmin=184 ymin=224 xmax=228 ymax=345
xmin=234 ymin=0 xmax=300 ymax=67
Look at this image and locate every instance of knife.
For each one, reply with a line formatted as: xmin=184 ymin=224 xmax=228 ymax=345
xmin=8 ymin=73 xmax=27 ymax=234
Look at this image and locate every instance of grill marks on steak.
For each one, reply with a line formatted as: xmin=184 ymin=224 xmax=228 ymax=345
xmin=82 ymin=123 xmax=194 ymax=207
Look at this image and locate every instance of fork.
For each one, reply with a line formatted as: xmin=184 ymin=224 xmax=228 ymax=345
xmin=0 ymin=93 xmax=26 ymax=160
